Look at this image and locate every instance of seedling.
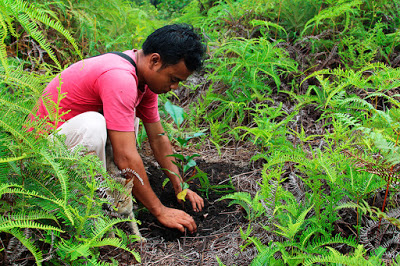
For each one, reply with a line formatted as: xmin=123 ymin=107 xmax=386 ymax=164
xmin=162 ymin=153 xmax=200 ymax=201
xmin=163 ymin=100 xmax=207 ymax=201
xmin=163 ymin=100 xmax=206 ymax=147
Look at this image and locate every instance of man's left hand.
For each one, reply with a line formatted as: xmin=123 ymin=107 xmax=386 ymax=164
xmin=178 ymin=189 xmax=204 ymax=212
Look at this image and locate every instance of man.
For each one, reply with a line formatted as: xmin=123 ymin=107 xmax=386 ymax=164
xmin=33 ymin=24 xmax=206 ymax=233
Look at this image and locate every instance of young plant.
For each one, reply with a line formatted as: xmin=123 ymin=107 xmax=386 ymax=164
xmin=162 ymin=100 xmax=207 ymax=201
xmin=194 ymin=166 xmax=236 ymax=198
xmin=163 ymin=100 xmax=206 ymax=148
xmin=163 ymin=153 xmax=200 ymax=201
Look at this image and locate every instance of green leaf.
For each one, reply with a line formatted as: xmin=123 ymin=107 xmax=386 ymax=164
xmin=167 ymin=153 xmax=186 ymax=161
xmin=165 ymin=101 xmax=185 ymax=127
xmin=181 ymin=182 xmax=189 ymax=190
xmin=183 ymin=158 xmax=197 ymax=173
xmin=176 ymin=136 xmax=188 ymax=147
xmin=162 ymin=178 xmax=170 ymax=189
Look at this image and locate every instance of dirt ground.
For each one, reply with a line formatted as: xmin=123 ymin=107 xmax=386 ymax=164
xmin=99 ymin=142 xmax=263 ymax=265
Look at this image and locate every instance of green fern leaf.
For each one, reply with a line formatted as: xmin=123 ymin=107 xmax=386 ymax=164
xmin=0 ymin=153 xmax=27 ymax=163
xmin=88 ymin=217 xmax=134 ymax=241
xmin=0 ymin=12 xmax=9 ymax=76
xmin=90 ymin=237 xmax=141 ymax=262
xmin=303 ymin=244 xmax=377 ymax=266
xmin=6 ymin=228 xmax=43 ymax=266
xmin=0 ymin=219 xmax=64 ymax=232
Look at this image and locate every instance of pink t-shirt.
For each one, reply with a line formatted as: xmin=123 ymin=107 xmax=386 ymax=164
xmin=34 ymin=50 xmax=159 ymax=131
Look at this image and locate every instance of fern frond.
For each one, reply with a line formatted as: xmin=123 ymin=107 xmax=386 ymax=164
xmin=0 ymin=119 xmax=36 ymax=150
xmin=56 ymin=240 xmax=92 ymax=261
xmin=250 ymin=244 xmax=280 ymax=266
xmin=0 ymin=153 xmax=28 ymax=163
xmin=337 ymin=201 xmax=400 ymax=230
xmin=39 ymin=148 xmax=69 ymax=208
xmin=260 ymin=151 xmax=308 ymax=169
xmin=336 ymin=96 xmax=376 ymax=113
xmin=6 ymin=0 xmax=81 ymax=69
xmin=5 ymin=228 xmax=43 ymax=266
xmin=0 ymin=66 xmax=48 ymax=95
xmin=365 ymin=92 xmax=400 ymax=108
xmin=90 ymin=237 xmax=140 ymax=262
xmin=1 ymin=186 xmax=74 ymax=224
xmin=304 ymin=244 xmax=378 ymax=266
xmin=0 ymin=12 xmax=9 ymax=75
xmin=0 ymin=183 xmax=23 ymax=196
xmin=333 ymin=113 xmax=361 ymax=128
xmin=2 ymin=210 xmax=57 ymax=223
xmin=317 ymin=156 xmax=337 ymax=183
xmin=22 ymin=3 xmax=81 ymax=59
xmin=301 ymin=0 xmax=362 ymax=36
xmin=308 ymin=234 xmax=358 ymax=253
xmin=219 ymin=191 xmax=253 ymax=205
xmin=218 ymin=191 xmax=261 ymax=220
xmin=88 ymin=217 xmax=133 ymax=241
xmin=0 ymin=219 xmax=63 ymax=232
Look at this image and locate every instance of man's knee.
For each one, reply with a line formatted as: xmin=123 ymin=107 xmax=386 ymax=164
xmin=58 ymin=111 xmax=107 ymax=151
xmin=80 ymin=112 xmax=107 ymax=140
xmin=78 ymin=112 xmax=107 ymax=148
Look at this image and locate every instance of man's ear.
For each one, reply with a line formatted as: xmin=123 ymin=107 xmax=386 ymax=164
xmin=148 ymin=53 xmax=162 ymax=70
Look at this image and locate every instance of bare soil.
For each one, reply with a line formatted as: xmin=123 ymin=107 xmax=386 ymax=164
xmin=138 ymin=159 xmax=248 ymax=241
xmin=99 ymin=143 xmax=263 ymax=265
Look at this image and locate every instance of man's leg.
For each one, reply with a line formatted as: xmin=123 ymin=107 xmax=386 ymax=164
xmin=57 ymin=111 xmax=107 ymax=168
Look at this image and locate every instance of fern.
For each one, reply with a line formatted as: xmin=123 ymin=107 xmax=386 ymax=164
xmin=0 ymin=0 xmax=143 ymax=264
xmin=208 ymin=37 xmax=297 ymax=95
xmin=3 ymin=210 xmax=58 ymax=223
xmin=6 ymin=228 xmax=44 ymax=265
xmin=273 ymin=205 xmax=314 ymax=241
xmin=304 ymin=244 xmax=383 ymax=266
xmin=89 ymin=237 xmax=140 ymax=262
xmin=0 ymin=65 xmax=47 ymax=95
xmin=307 ymin=234 xmax=358 ymax=253
xmin=250 ymin=244 xmax=281 ymax=266
xmin=0 ymin=118 xmax=37 ymax=150
xmin=1 ymin=0 xmax=81 ymax=70
xmin=337 ymin=200 xmax=400 ymax=230
xmin=219 ymin=191 xmax=266 ymax=221
xmin=0 ymin=12 xmax=8 ymax=75
xmin=88 ymin=217 xmax=133 ymax=242
xmin=301 ymin=0 xmax=363 ymax=36
xmin=1 ymin=186 xmax=72 ymax=220
xmin=0 ymin=219 xmax=63 ymax=232
xmin=56 ymin=219 xmax=141 ymax=263
xmin=38 ymin=148 xmax=71 ymax=214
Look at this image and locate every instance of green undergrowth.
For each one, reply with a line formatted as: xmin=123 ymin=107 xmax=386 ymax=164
xmin=1 ymin=0 xmax=400 ymax=265
xmin=172 ymin=0 xmax=400 ymax=264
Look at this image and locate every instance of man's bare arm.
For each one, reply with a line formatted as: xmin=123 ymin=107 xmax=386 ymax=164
xmin=107 ymin=129 xmax=197 ymax=233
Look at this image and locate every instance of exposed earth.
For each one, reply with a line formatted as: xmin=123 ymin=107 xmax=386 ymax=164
xmin=99 ymin=142 xmax=264 ymax=265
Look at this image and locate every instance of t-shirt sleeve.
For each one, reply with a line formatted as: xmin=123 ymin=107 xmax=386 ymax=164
xmin=136 ymin=89 xmax=160 ymax=123
xmin=97 ymin=70 xmax=138 ymax=131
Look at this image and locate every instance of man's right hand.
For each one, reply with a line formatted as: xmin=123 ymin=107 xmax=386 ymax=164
xmin=155 ymin=205 xmax=197 ymax=233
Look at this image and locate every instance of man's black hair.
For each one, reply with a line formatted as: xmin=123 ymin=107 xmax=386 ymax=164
xmin=142 ymin=24 xmax=206 ymax=72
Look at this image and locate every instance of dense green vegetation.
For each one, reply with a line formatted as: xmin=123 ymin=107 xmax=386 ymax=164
xmin=1 ymin=0 xmax=400 ymax=264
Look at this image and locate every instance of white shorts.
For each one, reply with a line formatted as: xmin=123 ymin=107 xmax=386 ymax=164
xmin=56 ymin=111 xmax=139 ymax=169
